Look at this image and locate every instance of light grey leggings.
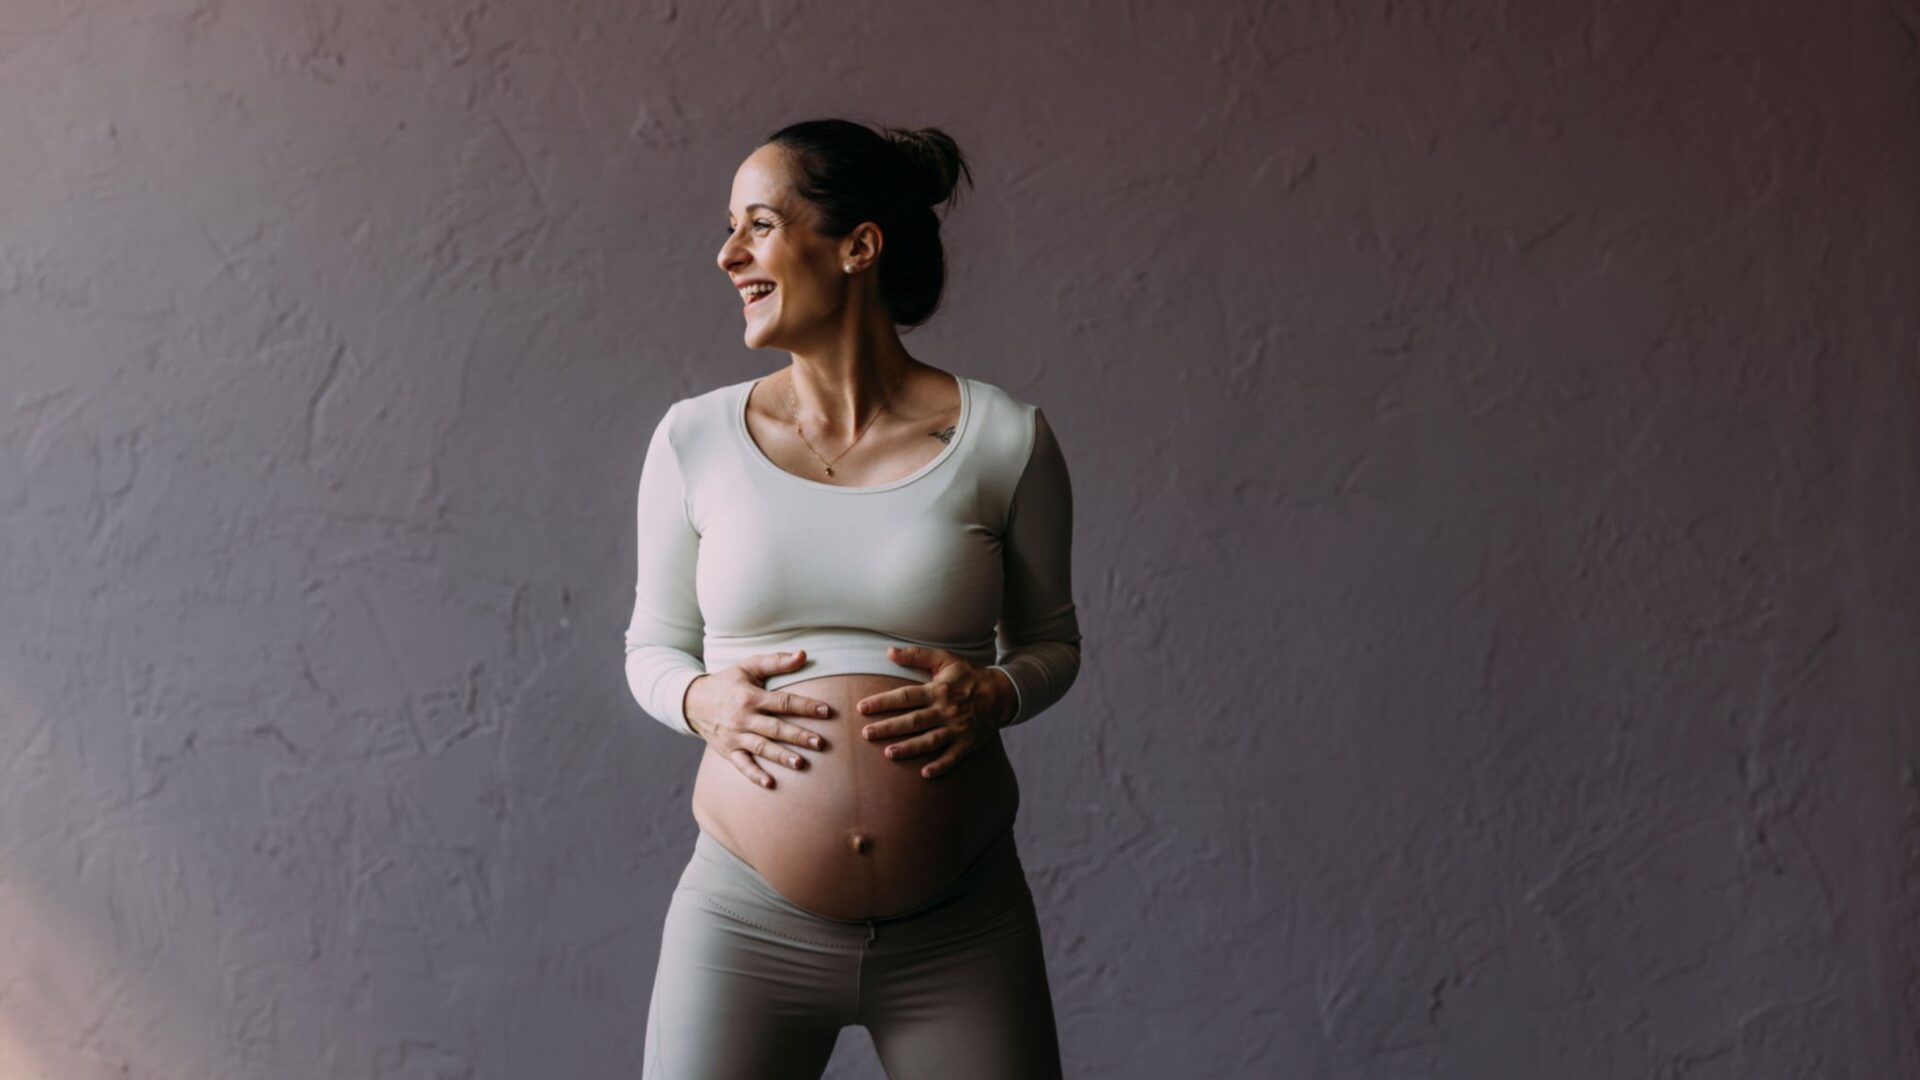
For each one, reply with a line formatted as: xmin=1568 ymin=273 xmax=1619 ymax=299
xmin=642 ymin=823 xmax=1064 ymax=1079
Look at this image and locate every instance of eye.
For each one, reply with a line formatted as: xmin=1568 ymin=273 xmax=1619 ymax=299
xmin=721 ymin=219 xmax=775 ymax=237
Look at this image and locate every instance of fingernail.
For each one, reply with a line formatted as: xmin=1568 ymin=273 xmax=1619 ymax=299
xmin=761 ymin=777 xmax=772 ymax=788
xmin=810 ymin=737 xmax=822 ymax=748
xmin=816 ymin=704 xmax=829 ymax=716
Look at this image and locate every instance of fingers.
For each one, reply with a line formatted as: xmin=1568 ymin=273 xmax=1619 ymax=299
xmin=886 ymin=644 xmax=939 ymax=671
xmin=740 ymin=651 xmax=831 ymax=718
xmin=877 ymin=724 xmax=954 ymax=762
xmin=725 ymin=728 xmax=810 ymax=790
xmin=711 ymin=664 xmax=826 ymax=788
xmin=918 ymin=743 xmax=965 ymax=780
xmin=856 ymin=688 xmax=901 ymax=716
xmin=753 ymin=731 xmax=810 ymax=771
xmin=728 ymin=748 xmax=774 ymax=789
xmin=861 ymin=707 xmax=936 ymax=742
xmin=744 ymin=718 xmax=815 ymax=767
xmin=743 ymin=648 xmax=809 ymax=682
xmin=771 ymin=688 xmax=832 ymax=720
xmin=761 ymin=713 xmax=825 ymax=750
xmin=857 ymin=680 xmax=930 ymax=719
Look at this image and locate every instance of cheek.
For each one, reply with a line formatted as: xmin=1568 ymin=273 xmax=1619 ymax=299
xmin=772 ymin=280 xmax=822 ymax=315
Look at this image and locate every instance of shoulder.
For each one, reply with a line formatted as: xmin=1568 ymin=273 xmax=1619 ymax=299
xmin=961 ymin=374 xmax=1032 ymax=417
xmin=955 ymin=376 xmax=1071 ymax=522
xmin=962 ymin=375 xmax=1064 ymax=470
xmin=652 ymin=377 xmax=751 ymax=451
xmin=961 ymin=375 xmax=1039 ymax=450
xmin=668 ymin=377 xmax=750 ymax=427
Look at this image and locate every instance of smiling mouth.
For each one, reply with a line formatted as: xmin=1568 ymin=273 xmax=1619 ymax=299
xmin=743 ymin=285 xmax=776 ymax=309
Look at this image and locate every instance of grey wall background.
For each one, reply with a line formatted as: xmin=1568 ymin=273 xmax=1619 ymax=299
xmin=2 ymin=1 xmax=1915 ymax=1077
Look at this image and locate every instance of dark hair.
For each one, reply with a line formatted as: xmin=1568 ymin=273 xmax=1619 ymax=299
xmin=764 ymin=118 xmax=974 ymax=329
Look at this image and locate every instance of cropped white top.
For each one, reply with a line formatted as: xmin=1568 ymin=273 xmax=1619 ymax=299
xmin=622 ymin=372 xmax=1082 ymax=738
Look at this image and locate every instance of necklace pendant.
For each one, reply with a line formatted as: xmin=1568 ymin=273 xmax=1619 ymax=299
xmin=825 ymin=466 xmax=834 ymax=476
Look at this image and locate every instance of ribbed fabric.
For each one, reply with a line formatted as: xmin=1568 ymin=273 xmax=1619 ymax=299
xmin=622 ymin=372 xmax=1081 ymax=737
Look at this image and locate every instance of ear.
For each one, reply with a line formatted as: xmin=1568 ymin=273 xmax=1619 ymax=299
xmin=847 ymin=221 xmax=884 ymax=265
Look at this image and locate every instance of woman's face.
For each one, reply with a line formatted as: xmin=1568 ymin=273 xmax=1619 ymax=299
xmin=717 ymin=144 xmax=850 ymax=350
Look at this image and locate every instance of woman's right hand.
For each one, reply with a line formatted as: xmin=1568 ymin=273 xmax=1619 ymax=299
xmin=683 ymin=649 xmax=832 ymax=789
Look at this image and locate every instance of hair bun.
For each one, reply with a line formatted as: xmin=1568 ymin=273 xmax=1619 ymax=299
xmin=884 ymin=126 xmax=969 ymax=210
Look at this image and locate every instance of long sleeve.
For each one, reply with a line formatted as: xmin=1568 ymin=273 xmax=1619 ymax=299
xmin=989 ymin=406 xmax=1082 ymax=727
xmin=623 ymin=403 xmax=707 ymax=738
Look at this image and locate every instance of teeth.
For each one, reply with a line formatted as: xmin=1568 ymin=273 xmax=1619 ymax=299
xmin=740 ymin=283 xmax=775 ymax=299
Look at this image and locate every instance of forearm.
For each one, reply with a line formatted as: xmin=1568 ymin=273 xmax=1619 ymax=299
xmin=625 ymin=402 xmax=708 ymax=740
xmin=988 ymin=639 xmax=1080 ymax=728
xmin=624 ymin=645 xmax=706 ymax=738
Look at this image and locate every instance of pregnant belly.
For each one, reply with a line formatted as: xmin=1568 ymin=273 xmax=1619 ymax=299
xmin=690 ymin=673 xmax=1021 ymax=920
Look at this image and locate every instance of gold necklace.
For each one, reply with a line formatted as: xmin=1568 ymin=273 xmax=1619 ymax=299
xmin=785 ymin=366 xmax=910 ymax=477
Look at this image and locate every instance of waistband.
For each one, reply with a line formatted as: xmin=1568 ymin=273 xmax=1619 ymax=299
xmin=679 ymin=823 xmax=1030 ymax=950
xmin=701 ymin=629 xmax=997 ymax=693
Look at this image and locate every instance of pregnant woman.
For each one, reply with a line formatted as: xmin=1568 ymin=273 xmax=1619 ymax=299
xmin=623 ymin=119 xmax=1083 ymax=1079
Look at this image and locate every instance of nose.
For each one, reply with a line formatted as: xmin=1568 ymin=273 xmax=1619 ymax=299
xmin=717 ymin=234 xmax=747 ymax=277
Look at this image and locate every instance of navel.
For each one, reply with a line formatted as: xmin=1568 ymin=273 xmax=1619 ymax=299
xmin=848 ymin=831 xmax=872 ymax=855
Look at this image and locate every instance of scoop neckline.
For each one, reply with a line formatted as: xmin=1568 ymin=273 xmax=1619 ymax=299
xmin=735 ymin=370 xmax=971 ymax=493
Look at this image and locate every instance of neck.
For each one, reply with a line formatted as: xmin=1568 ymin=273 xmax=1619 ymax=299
xmin=784 ymin=344 xmax=917 ymax=437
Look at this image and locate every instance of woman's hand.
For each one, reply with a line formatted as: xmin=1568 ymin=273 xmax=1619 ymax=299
xmin=855 ymin=645 xmax=1017 ymax=780
xmin=684 ymin=649 xmax=833 ymax=790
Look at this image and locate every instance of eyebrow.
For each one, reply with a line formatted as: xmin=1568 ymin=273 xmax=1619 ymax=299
xmin=729 ymin=202 xmax=781 ymax=217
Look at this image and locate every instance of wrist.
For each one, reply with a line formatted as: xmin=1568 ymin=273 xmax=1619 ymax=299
xmin=988 ymin=667 xmax=1018 ymax=729
xmin=680 ymin=675 xmax=708 ymax=738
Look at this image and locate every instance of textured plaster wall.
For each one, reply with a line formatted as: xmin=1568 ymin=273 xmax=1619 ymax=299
xmin=2 ymin=1 xmax=1916 ymax=1077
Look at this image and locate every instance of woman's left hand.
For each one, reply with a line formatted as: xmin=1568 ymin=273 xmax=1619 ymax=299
xmin=855 ymin=645 xmax=1016 ymax=779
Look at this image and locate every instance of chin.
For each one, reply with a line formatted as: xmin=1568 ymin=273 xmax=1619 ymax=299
xmin=743 ymin=316 xmax=786 ymax=349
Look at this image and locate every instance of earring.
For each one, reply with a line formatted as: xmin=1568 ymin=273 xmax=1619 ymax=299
xmin=844 ymin=263 xmax=854 ymax=273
